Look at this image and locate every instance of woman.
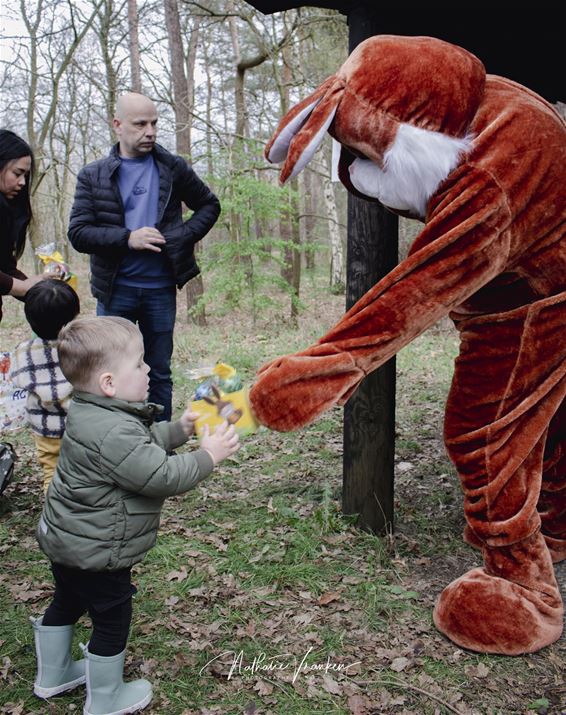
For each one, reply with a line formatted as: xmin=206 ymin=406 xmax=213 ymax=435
xmin=0 ymin=129 xmax=42 ymax=322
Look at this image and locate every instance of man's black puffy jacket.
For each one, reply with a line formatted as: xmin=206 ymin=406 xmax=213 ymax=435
xmin=68 ymin=143 xmax=220 ymax=306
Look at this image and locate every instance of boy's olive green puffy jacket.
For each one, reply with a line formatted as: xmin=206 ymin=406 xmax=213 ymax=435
xmin=37 ymin=391 xmax=214 ymax=571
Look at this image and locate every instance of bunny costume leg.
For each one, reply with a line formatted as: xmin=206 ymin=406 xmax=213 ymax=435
xmin=435 ymin=294 xmax=566 ymax=654
xmin=463 ymin=399 xmax=566 ymax=563
xmin=538 ymin=399 xmax=566 ymax=563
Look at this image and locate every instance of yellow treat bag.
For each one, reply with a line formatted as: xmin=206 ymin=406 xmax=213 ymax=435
xmin=36 ymin=243 xmax=78 ymax=291
xmin=190 ymin=386 xmax=259 ymax=438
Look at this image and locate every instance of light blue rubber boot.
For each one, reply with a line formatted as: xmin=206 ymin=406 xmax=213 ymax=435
xmin=31 ymin=616 xmax=86 ymax=698
xmin=82 ymin=645 xmax=152 ymax=715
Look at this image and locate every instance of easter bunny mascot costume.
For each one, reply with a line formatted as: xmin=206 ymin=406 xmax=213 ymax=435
xmin=249 ymin=35 xmax=566 ymax=655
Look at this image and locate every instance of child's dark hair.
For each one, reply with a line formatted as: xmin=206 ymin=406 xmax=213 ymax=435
xmin=24 ymin=279 xmax=80 ymax=340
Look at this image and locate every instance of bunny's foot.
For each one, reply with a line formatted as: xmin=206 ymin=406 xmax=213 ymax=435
xmin=433 ymin=531 xmax=563 ymax=654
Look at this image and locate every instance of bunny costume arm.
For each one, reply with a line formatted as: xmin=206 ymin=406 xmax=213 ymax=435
xmin=252 ymin=166 xmax=512 ymax=431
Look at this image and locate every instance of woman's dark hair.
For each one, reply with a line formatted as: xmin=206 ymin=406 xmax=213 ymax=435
xmin=0 ymin=129 xmax=35 ymax=257
xmin=24 ymin=279 xmax=80 ymax=340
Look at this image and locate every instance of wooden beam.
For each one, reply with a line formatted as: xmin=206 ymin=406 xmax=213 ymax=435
xmin=341 ymin=6 xmax=398 ymax=535
xmin=246 ymin=0 xmax=348 ymax=11
xmin=343 ymin=198 xmax=398 ymax=534
xmin=245 ymin=2 xmax=565 ymax=102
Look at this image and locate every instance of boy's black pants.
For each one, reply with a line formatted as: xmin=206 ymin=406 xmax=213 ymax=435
xmin=42 ymin=562 xmax=136 ymax=656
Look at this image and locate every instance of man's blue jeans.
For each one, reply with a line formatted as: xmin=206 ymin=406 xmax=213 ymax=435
xmin=97 ymin=285 xmax=176 ymax=421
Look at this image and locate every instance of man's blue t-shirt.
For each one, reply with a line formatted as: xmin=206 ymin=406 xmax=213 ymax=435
xmin=115 ymin=155 xmax=173 ymax=288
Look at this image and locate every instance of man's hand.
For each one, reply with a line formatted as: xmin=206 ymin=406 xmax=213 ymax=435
xmin=128 ymin=227 xmax=166 ymax=252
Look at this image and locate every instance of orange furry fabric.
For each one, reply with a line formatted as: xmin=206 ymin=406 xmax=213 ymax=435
xmin=250 ymin=36 xmax=566 ymax=655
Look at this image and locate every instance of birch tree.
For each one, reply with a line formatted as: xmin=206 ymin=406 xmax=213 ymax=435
xmin=301 ymin=168 xmax=316 ymax=270
xmin=318 ymin=151 xmax=345 ymax=290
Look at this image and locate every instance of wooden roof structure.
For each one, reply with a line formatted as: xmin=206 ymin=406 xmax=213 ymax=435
xmin=247 ymin=2 xmax=565 ymax=101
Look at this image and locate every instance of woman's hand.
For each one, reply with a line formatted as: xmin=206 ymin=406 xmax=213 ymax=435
xmin=8 ymin=274 xmax=45 ymax=298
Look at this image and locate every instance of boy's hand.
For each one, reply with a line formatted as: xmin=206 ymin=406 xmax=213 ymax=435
xmin=201 ymin=421 xmax=240 ymax=466
xmin=179 ymin=409 xmax=201 ymax=437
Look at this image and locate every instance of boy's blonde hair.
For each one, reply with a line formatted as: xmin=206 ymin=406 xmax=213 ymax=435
xmin=58 ymin=316 xmax=142 ymax=390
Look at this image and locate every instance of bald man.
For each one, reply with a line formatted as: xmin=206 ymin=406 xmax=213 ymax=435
xmin=68 ymin=92 xmax=220 ymax=420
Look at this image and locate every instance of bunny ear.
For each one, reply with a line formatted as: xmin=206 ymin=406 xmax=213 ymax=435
xmin=265 ymin=76 xmax=344 ymax=184
xmin=265 ymin=75 xmax=336 ymax=164
xmin=265 ymin=98 xmax=323 ymax=164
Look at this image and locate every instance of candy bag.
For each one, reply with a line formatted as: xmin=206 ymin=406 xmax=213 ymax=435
xmin=36 ymin=243 xmax=78 ymax=291
xmin=188 ymin=363 xmax=257 ymax=437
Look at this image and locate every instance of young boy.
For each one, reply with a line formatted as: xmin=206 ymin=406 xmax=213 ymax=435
xmin=32 ymin=316 xmax=240 ymax=715
xmin=10 ymin=278 xmax=80 ymax=491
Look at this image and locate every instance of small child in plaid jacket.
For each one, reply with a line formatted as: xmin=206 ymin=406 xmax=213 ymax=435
xmin=10 ymin=279 xmax=79 ymax=491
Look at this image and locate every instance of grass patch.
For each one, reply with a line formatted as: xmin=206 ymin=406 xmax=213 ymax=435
xmin=1 ymin=276 xmax=564 ymax=714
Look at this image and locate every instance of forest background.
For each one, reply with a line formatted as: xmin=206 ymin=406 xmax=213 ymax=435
xmin=1 ymin=0 xmax=393 ymax=323
xmin=1 ymin=2 xmax=565 ymax=714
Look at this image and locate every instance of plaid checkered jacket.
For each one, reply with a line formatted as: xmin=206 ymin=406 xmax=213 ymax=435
xmin=10 ymin=338 xmax=72 ymax=438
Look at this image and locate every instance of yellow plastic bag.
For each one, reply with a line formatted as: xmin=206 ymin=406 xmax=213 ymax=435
xmin=190 ymin=386 xmax=259 ymax=438
xmin=36 ymin=243 xmax=78 ymax=291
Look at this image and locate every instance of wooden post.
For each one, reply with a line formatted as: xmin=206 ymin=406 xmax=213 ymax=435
xmin=342 ymin=6 xmax=398 ymax=534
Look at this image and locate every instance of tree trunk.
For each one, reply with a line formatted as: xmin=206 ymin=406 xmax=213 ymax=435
xmin=278 ymin=44 xmax=294 ymax=285
xmin=319 ymin=151 xmax=344 ymax=291
xmin=96 ymin=0 xmax=119 ymax=141
xmin=127 ymin=0 xmax=142 ymax=92
xmin=279 ymin=190 xmax=293 ymax=284
xmin=229 ymin=12 xmax=246 ymax=141
xmin=164 ymin=0 xmax=205 ymax=323
xmin=302 ymin=169 xmax=316 ymax=270
xmin=202 ymin=37 xmax=214 ymax=178
xmin=184 ymin=15 xmax=202 ymax=162
xmin=343 ymin=198 xmax=398 ymax=534
xmin=164 ymin=0 xmax=190 ymax=157
xmin=289 ymin=178 xmax=301 ymax=321
xmin=228 ymin=10 xmax=243 ymax=255
xmin=49 ymin=77 xmax=78 ymax=255
xmin=184 ymin=14 xmax=203 ymax=322
xmin=227 ymin=9 xmax=254 ymax=281
xmin=186 ymin=243 xmax=206 ymax=326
